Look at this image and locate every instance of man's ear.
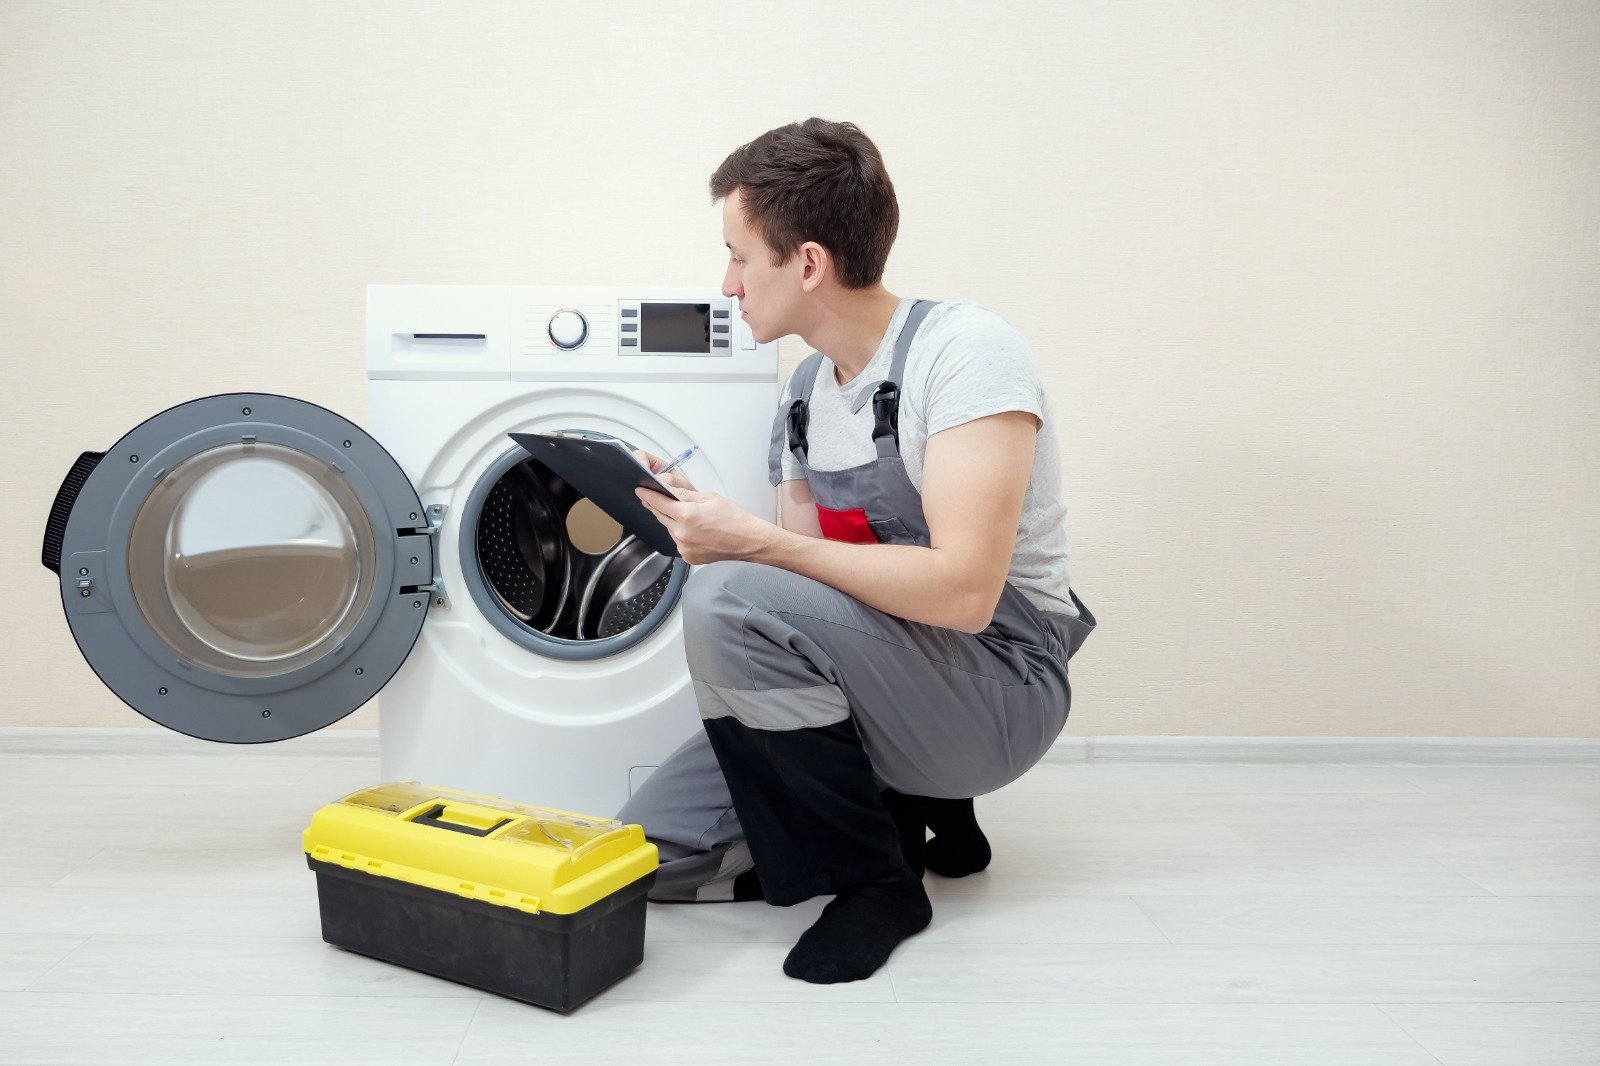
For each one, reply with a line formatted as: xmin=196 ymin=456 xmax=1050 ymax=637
xmin=799 ymin=242 xmax=830 ymax=293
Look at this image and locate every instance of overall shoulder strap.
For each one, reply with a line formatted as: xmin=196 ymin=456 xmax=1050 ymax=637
xmin=848 ymin=299 xmax=940 ymax=415
xmin=790 ymin=350 xmax=828 ymax=403
xmin=887 ymin=298 xmax=939 ymax=391
xmin=848 ymin=299 xmax=940 ymax=457
xmin=766 ymin=351 xmax=828 ymax=485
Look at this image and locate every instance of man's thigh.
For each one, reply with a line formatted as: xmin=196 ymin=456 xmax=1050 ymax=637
xmin=680 ymin=560 xmax=1068 ymax=798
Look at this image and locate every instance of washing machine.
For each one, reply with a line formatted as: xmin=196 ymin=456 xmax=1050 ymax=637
xmin=40 ymin=284 xmax=778 ymax=820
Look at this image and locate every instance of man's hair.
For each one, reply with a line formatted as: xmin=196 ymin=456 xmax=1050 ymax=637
xmin=709 ymin=118 xmax=898 ymax=290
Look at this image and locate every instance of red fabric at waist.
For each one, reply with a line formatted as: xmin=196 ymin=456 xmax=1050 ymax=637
xmin=815 ymin=504 xmax=878 ymax=544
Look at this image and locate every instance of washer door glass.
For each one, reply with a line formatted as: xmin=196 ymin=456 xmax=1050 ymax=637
xmin=126 ymin=441 xmax=379 ymax=678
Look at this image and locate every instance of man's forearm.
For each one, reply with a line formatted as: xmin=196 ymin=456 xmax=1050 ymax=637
xmin=747 ymin=523 xmax=989 ymax=633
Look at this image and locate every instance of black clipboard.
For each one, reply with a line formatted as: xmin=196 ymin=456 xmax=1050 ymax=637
xmin=508 ymin=431 xmax=682 ymax=558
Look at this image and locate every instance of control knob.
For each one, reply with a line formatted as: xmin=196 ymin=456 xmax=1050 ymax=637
xmin=547 ymin=309 xmax=588 ymax=351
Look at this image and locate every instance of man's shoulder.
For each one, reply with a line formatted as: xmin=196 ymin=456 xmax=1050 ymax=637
xmin=920 ymin=299 xmax=1024 ymax=341
xmin=900 ymin=300 xmax=1044 ymax=428
xmin=908 ymin=301 xmax=1038 ymax=378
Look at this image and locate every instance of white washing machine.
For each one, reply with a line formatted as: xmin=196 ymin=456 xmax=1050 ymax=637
xmin=41 ymin=284 xmax=778 ymax=820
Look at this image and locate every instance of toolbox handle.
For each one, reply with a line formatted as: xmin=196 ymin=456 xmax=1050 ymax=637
xmin=408 ymin=803 xmax=513 ymax=837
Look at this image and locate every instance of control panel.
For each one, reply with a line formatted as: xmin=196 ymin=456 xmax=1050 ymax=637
xmin=368 ymin=285 xmax=775 ymax=382
xmin=540 ymin=299 xmax=754 ymax=358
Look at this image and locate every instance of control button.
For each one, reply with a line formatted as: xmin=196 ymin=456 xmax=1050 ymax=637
xmin=621 ymin=338 xmax=638 ymax=347
xmin=547 ymin=309 xmax=589 ymax=350
xmin=621 ymin=323 xmax=637 ymax=332
xmin=712 ymin=309 xmax=729 ymax=319
xmin=620 ymin=308 xmax=638 ymax=317
xmin=712 ymin=324 xmax=729 ymax=334
xmin=712 ymin=339 xmax=729 ymax=348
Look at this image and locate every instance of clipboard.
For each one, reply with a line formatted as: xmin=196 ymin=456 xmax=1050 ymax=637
xmin=508 ymin=431 xmax=682 ymax=558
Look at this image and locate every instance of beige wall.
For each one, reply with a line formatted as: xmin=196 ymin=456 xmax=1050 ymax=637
xmin=4 ymin=1 xmax=1597 ymax=736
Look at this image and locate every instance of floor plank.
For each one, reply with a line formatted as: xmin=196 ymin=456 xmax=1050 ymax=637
xmin=0 ymin=735 xmax=1594 ymax=1064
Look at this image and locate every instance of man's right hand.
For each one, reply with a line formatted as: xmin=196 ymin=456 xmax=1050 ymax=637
xmin=633 ymin=449 xmax=697 ymax=493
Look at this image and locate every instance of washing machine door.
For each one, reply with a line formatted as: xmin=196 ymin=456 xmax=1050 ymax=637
xmin=40 ymin=393 xmax=436 ymax=743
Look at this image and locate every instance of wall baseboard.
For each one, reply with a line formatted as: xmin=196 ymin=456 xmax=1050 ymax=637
xmin=3 ymin=727 xmax=1597 ymax=764
xmin=0 ymin=726 xmax=381 ymax=759
xmin=1046 ymin=735 xmax=1600 ymax=764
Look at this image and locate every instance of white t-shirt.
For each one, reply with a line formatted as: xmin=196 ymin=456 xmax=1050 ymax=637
xmin=776 ymin=297 xmax=1078 ymax=619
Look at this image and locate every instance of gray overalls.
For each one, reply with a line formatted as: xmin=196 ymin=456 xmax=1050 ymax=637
xmin=615 ymin=299 xmax=1097 ymax=905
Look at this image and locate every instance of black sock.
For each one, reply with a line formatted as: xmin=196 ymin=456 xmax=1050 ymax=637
xmin=878 ymin=787 xmax=928 ymax=877
xmin=781 ymin=866 xmax=932 ymax=984
xmin=919 ymin=796 xmax=992 ymax=878
xmin=730 ymin=791 xmax=986 ymax=904
xmin=878 ymin=791 xmax=992 ymax=878
xmin=732 ymin=867 xmax=765 ymax=901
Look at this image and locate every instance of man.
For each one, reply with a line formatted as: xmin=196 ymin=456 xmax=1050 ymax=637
xmin=616 ymin=118 xmax=1096 ymax=985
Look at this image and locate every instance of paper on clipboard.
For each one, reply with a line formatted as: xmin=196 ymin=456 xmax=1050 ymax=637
xmin=507 ymin=431 xmax=682 ymax=557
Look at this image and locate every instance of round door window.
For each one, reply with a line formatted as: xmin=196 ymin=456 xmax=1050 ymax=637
xmin=124 ymin=441 xmax=379 ymax=678
xmin=458 ymin=437 xmax=688 ymax=661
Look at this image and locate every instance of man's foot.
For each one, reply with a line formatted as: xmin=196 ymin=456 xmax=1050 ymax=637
xmin=732 ymin=867 xmax=765 ymax=901
xmin=880 ymin=790 xmax=992 ymax=878
xmin=879 ymin=787 xmax=929 ymax=877
xmin=734 ymin=788 xmax=991 ymax=908
xmin=781 ymin=866 xmax=932 ymax=984
xmin=921 ymin=796 xmax=992 ymax=878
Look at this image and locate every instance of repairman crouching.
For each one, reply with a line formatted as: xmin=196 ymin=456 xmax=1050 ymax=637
xmin=616 ymin=117 xmax=1097 ymax=985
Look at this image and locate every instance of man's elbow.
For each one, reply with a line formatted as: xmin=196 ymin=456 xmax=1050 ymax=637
xmin=950 ymin=588 xmax=1001 ymax=634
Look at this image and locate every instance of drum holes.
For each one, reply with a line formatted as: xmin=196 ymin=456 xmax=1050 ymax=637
xmin=261 ymin=709 xmax=271 ymax=718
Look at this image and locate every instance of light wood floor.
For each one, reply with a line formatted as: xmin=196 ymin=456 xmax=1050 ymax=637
xmin=1 ymin=730 xmax=1596 ymax=1064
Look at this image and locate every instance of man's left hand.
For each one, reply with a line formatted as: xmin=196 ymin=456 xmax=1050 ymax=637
xmin=635 ymin=487 xmax=776 ymax=564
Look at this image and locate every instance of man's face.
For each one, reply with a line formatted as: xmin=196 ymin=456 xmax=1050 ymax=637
xmin=721 ymin=187 xmax=797 ymax=344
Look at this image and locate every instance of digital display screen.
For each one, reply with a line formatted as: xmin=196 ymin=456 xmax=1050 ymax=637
xmin=640 ymin=303 xmax=711 ymax=354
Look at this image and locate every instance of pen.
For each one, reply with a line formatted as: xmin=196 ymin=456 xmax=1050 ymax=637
xmin=657 ymin=444 xmax=700 ymax=476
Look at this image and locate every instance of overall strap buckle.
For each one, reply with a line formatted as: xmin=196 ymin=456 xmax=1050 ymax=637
xmin=786 ymin=398 xmax=810 ymax=451
xmin=869 ymin=382 xmax=900 ymax=444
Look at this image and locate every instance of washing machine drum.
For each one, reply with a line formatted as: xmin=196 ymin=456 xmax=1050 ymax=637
xmin=576 ymin=535 xmax=673 ymax=640
xmin=475 ymin=459 xmax=674 ymax=643
xmin=478 ymin=464 xmax=571 ymax=632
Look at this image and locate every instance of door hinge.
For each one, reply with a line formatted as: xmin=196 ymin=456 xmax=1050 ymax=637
xmin=419 ymin=504 xmax=448 ymax=610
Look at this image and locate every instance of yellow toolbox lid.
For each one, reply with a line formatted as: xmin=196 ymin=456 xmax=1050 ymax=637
xmin=302 ymin=781 xmax=659 ymax=916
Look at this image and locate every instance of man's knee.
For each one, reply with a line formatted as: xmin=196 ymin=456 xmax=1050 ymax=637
xmin=681 ymin=560 xmax=807 ymax=668
xmin=681 ymin=558 xmax=794 ymax=614
xmin=680 ymin=561 xmax=858 ymax=726
xmin=682 ymin=559 xmax=841 ymax=627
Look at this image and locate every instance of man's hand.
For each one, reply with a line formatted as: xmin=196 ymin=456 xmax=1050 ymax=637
xmin=634 ymin=447 xmax=778 ymax=564
xmin=635 ymin=484 xmax=777 ymax=564
xmin=632 ymin=448 xmax=697 ymax=493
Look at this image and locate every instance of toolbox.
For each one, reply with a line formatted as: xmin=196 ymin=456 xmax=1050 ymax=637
xmin=303 ymin=781 xmax=659 ymax=1013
